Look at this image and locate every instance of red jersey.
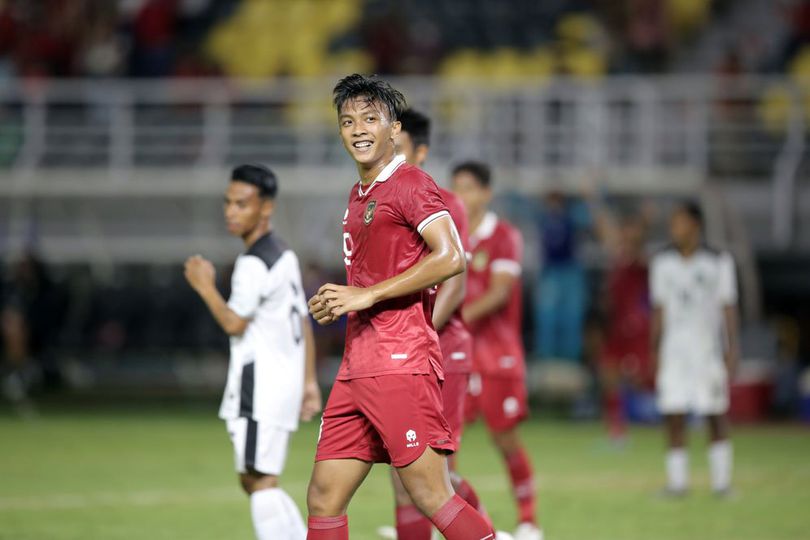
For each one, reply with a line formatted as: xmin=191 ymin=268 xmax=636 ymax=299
xmin=338 ymin=155 xmax=449 ymax=381
xmin=465 ymin=212 xmax=525 ymax=378
xmin=435 ymin=187 xmax=473 ymax=374
xmin=603 ymin=257 xmax=650 ymax=355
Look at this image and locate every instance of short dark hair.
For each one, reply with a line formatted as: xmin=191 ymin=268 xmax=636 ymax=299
xmin=452 ymin=161 xmax=492 ymax=188
xmin=332 ymin=73 xmax=407 ymax=121
xmin=399 ymin=109 xmax=430 ymax=147
xmin=230 ymin=163 xmax=278 ymax=199
xmin=676 ymin=199 xmax=704 ymax=228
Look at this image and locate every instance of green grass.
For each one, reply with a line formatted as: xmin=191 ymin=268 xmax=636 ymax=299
xmin=1 ymin=401 xmax=808 ymax=540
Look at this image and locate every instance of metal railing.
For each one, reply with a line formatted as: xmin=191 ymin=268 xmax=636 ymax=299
xmin=0 ymin=76 xmax=806 ymax=264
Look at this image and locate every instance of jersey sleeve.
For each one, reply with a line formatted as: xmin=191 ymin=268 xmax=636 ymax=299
xmin=491 ymin=225 xmax=523 ymax=276
xmin=399 ymin=173 xmax=450 ymax=235
xmin=718 ymin=252 xmax=738 ymax=306
xmin=227 ymin=255 xmax=266 ymax=319
xmin=650 ymin=256 xmax=665 ymax=307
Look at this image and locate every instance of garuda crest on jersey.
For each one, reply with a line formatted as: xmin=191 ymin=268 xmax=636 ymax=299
xmin=364 ymin=200 xmax=377 ymax=225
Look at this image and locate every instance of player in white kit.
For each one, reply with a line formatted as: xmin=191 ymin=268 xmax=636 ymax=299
xmin=650 ymin=201 xmax=740 ymax=497
xmin=185 ymin=164 xmax=322 ymax=539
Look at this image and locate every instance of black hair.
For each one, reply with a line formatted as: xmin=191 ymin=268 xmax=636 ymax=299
xmin=452 ymin=161 xmax=492 ymax=188
xmin=230 ymin=163 xmax=278 ymax=199
xmin=332 ymin=73 xmax=407 ymax=121
xmin=676 ymin=199 xmax=704 ymax=229
xmin=399 ymin=108 xmax=430 ymax=147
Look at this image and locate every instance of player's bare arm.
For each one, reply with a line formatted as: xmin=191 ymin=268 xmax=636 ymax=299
xmin=184 ymin=255 xmax=249 ymax=336
xmin=650 ymin=305 xmax=663 ymax=374
xmin=432 ymin=270 xmax=465 ymax=331
xmin=300 ymin=315 xmax=322 ymax=420
xmin=318 ymin=215 xmax=465 ymax=318
xmin=723 ymin=304 xmax=741 ymax=377
xmin=462 ymin=270 xmax=517 ymax=325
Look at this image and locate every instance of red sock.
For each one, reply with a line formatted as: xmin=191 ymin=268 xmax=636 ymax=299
xmin=454 ymin=476 xmax=493 ymax=528
xmin=430 ymin=494 xmax=494 ymax=539
xmin=506 ymin=447 xmax=536 ymax=525
xmin=604 ymin=390 xmax=626 ymax=439
xmin=307 ymin=515 xmax=348 ymax=540
xmin=395 ymin=504 xmax=431 ymax=540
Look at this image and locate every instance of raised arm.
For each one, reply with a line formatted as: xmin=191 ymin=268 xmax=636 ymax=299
xmin=185 ymin=255 xmax=249 ymax=336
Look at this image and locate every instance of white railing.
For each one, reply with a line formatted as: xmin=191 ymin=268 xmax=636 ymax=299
xmin=0 ymin=76 xmax=805 ymax=264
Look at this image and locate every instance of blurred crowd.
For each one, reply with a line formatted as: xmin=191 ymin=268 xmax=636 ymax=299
xmin=0 ymin=0 xmax=808 ymax=81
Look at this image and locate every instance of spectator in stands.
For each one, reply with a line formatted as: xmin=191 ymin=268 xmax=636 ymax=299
xmin=534 ymin=190 xmax=592 ymax=362
xmin=1 ymin=252 xmax=65 ymax=414
xmin=129 ymin=0 xmax=179 ymax=77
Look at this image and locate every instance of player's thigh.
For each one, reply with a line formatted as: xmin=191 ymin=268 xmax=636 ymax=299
xmin=695 ymin=362 xmax=729 ymax=418
xmin=307 ymin=458 xmax=373 ymax=516
xmin=354 ymin=374 xmax=455 ymax=468
xmin=479 ymin=375 xmax=529 ymax=434
xmin=464 ymin=372 xmax=483 ymax=425
xmin=656 ymin=361 xmax=690 ymax=415
xmin=396 ymin=447 xmax=454 ymax=515
xmin=225 ymin=418 xmax=291 ymax=477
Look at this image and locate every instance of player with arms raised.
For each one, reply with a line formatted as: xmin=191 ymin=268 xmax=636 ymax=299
xmin=651 ymin=201 xmax=739 ymax=497
xmin=377 ymin=109 xmax=490 ymax=540
xmin=306 ymin=75 xmax=494 ymax=540
xmin=185 ymin=164 xmax=322 ymax=540
xmin=453 ymin=163 xmax=543 ymax=540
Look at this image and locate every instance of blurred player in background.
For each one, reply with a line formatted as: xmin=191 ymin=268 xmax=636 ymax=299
xmin=453 ymin=163 xmax=543 ymax=540
xmin=185 ymin=164 xmax=322 ymax=540
xmin=375 ymin=109 xmax=489 ymax=540
xmin=306 ymin=75 xmax=493 ymax=540
xmin=593 ymin=205 xmax=653 ymax=443
xmin=650 ymin=201 xmax=740 ymax=497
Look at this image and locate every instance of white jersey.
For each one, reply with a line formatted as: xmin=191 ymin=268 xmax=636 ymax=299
xmin=651 ymin=245 xmax=737 ymax=414
xmin=218 ymin=232 xmax=308 ymax=431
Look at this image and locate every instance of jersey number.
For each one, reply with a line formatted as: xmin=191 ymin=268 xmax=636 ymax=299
xmin=342 ymin=232 xmax=354 ymax=267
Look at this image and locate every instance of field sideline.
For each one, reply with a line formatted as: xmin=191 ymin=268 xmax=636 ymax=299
xmin=1 ymin=401 xmax=807 ymax=540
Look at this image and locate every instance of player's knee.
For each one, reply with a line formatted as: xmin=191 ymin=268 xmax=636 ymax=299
xmin=407 ymin=484 xmax=451 ymax=516
xmin=492 ymin=429 xmax=520 ymax=455
xmin=306 ymin=479 xmax=341 ymax=516
xmin=238 ymin=473 xmax=255 ymax=494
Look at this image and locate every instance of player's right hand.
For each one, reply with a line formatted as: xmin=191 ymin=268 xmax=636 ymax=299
xmin=308 ymin=293 xmax=338 ymax=325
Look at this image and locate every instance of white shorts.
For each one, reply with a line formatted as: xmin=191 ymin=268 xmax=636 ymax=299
xmin=225 ymin=418 xmax=291 ymax=475
xmin=656 ymin=355 xmax=729 ymax=416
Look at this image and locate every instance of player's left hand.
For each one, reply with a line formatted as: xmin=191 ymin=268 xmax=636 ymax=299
xmin=300 ymin=380 xmax=323 ymax=421
xmin=318 ymin=283 xmax=376 ymax=316
xmin=184 ymin=255 xmax=216 ymax=293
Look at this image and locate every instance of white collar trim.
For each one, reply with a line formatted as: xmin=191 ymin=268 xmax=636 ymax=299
xmin=472 ymin=211 xmax=498 ymax=242
xmin=357 ymin=154 xmax=406 ymax=197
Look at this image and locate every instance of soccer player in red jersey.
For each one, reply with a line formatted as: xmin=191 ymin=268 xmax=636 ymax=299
xmin=595 ymin=211 xmax=653 ymax=442
xmin=306 ymin=75 xmax=494 ymax=540
xmin=376 ymin=109 xmax=489 ymax=540
xmin=452 ymin=163 xmax=543 ymax=540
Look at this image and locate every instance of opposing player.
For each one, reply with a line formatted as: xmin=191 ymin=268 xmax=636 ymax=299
xmin=650 ymin=201 xmax=740 ymax=496
xmin=377 ymin=109 xmax=488 ymax=540
xmin=185 ymin=164 xmax=322 ymax=540
xmin=452 ymin=163 xmax=543 ymax=540
xmin=306 ymin=74 xmax=494 ymax=539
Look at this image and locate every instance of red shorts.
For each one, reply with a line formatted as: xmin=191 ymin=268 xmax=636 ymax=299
xmin=316 ymin=373 xmax=455 ymax=468
xmin=441 ymin=372 xmax=469 ymax=446
xmin=465 ymin=373 xmax=528 ymax=433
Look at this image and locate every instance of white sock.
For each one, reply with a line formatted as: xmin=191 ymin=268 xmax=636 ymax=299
xmin=250 ymin=488 xmax=306 ymax=540
xmin=666 ymin=448 xmax=689 ymax=491
xmin=709 ymin=440 xmax=733 ymax=491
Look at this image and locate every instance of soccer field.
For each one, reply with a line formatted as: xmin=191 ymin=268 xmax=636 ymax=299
xmin=1 ymin=402 xmax=807 ymax=540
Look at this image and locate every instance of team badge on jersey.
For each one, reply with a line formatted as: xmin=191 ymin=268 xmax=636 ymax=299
xmin=364 ymin=200 xmax=377 ymax=225
xmin=472 ymin=250 xmax=489 ymax=272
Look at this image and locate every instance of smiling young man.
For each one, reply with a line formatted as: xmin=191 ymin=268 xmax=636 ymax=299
xmin=306 ymin=75 xmax=494 ymax=540
xmin=376 ymin=109 xmax=490 ymax=540
xmin=185 ymin=164 xmax=322 ymax=540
